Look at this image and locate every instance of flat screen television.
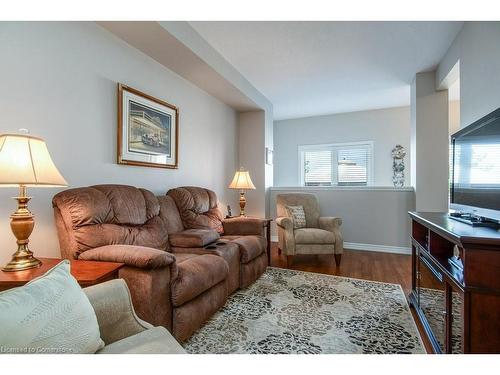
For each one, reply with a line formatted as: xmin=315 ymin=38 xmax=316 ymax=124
xmin=450 ymin=107 xmax=500 ymax=224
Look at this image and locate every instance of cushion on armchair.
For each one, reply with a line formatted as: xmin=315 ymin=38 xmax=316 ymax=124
xmin=294 ymin=228 xmax=336 ymax=244
xmin=0 ymin=260 xmax=104 ymax=354
xmin=286 ymin=205 xmax=307 ymax=229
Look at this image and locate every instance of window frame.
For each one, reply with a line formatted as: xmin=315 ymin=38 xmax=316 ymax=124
xmin=298 ymin=141 xmax=374 ymax=187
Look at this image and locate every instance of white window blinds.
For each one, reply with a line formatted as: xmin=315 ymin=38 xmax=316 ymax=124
xmin=337 ymin=147 xmax=370 ymax=185
xmin=453 ymin=141 xmax=500 ymax=187
xmin=300 ymin=142 xmax=373 ymax=186
xmin=303 ymin=150 xmax=332 ymax=186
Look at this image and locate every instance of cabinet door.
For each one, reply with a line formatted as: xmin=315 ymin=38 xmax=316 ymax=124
xmin=417 ymin=252 xmax=446 ymax=353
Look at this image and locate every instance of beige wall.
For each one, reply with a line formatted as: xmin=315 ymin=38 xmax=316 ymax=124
xmin=438 ymin=22 xmax=500 ymax=129
xmin=449 ymin=100 xmax=461 ymax=135
xmin=273 ymin=106 xmax=411 ymax=187
xmin=0 ymin=22 xmax=240 ymax=265
xmin=410 ymin=71 xmax=449 ymax=212
xmin=238 ymin=111 xmax=266 ymax=217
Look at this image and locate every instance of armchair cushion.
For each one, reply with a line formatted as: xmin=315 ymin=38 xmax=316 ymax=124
xmin=78 ymin=245 xmax=175 ymax=270
xmin=96 ymin=326 xmax=185 ymax=354
xmin=168 ymin=229 xmax=220 ymax=248
xmin=0 ymin=260 xmax=104 ymax=354
xmin=277 ymin=193 xmax=320 ymax=228
xmin=285 ymin=205 xmax=307 ymax=229
xmin=222 ymin=217 xmax=265 ymax=236
xmin=294 ymin=228 xmax=335 ymax=244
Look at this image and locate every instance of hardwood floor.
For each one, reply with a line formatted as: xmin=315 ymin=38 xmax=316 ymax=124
xmin=269 ymin=242 xmax=433 ymax=353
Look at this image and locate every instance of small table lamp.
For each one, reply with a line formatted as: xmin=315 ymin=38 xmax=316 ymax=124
xmin=0 ymin=133 xmax=68 ymax=272
xmin=228 ymin=167 xmax=256 ymax=216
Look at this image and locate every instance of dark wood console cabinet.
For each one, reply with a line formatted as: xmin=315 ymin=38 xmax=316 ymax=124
xmin=409 ymin=212 xmax=500 ymax=353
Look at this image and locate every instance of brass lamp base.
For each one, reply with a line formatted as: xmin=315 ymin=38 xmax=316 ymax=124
xmin=239 ymin=191 xmax=247 ymax=216
xmin=2 ymin=250 xmax=42 ymax=272
xmin=2 ymin=186 xmax=42 ymax=272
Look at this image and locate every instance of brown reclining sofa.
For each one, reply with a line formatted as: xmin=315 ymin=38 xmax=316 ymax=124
xmin=52 ymin=184 xmax=268 ymax=342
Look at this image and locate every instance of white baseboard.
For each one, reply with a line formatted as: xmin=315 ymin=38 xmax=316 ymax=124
xmin=270 ymin=236 xmax=410 ymax=255
xmin=343 ymin=242 xmax=411 ymax=255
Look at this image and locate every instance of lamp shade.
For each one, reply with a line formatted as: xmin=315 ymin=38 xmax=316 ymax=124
xmin=228 ymin=169 xmax=256 ymax=190
xmin=0 ymin=134 xmax=68 ymax=187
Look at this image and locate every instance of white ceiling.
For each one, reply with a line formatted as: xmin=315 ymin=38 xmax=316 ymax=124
xmin=190 ymin=22 xmax=463 ymax=120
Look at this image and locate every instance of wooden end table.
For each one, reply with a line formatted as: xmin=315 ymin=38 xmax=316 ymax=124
xmin=0 ymin=257 xmax=124 ymax=292
xmin=262 ymin=218 xmax=272 ymax=265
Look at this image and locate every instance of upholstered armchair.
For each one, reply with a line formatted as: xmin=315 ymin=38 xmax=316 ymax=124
xmin=85 ymin=279 xmax=185 ymax=354
xmin=276 ymin=193 xmax=343 ymax=267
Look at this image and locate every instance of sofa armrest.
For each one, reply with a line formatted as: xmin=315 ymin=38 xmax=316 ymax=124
xmin=318 ymin=216 xmax=342 ymax=230
xmin=319 ymin=217 xmax=343 ymax=254
xmin=276 ymin=216 xmax=296 ymax=255
xmin=80 ymin=245 xmax=176 ymax=330
xmin=276 ymin=216 xmax=293 ymax=231
xmin=78 ymin=245 xmax=175 ymax=269
xmin=222 ymin=217 xmax=265 ymax=236
xmin=84 ymin=279 xmax=151 ymax=345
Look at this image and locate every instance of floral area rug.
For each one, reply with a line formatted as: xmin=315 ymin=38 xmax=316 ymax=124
xmin=183 ymin=267 xmax=425 ymax=354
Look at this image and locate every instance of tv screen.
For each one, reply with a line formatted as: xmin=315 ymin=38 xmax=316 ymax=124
xmin=450 ymin=107 xmax=500 ymax=220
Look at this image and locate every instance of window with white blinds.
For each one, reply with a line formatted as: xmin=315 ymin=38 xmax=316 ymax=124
xmin=299 ymin=142 xmax=374 ymax=187
xmin=303 ymin=150 xmax=332 ymax=186
xmin=453 ymin=141 xmax=500 ymax=187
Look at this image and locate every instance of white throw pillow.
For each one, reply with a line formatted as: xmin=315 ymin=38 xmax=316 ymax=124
xmin=286 ymin=205 xmax=307 ymax=229
xmin=0 ymin=260 xmax=104 ymax=354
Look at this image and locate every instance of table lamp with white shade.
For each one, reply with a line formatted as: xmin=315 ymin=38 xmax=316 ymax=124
xmin=228 ymin=167 xmax=256 ymax=216
xmin=0 ymin=132 xmax=68 ymax=272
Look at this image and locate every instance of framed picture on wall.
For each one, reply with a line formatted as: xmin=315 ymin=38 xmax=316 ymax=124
xmin=117 ymin=83 xmax=179 ymax=169
xmin=266 ymin=147 xmax=273 ymax=165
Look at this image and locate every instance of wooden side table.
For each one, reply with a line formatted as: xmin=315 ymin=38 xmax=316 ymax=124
xmin=262 ymin=218 xmax=272 ymax=265
xmin=0 ymin=257 xmax=124 ymax=292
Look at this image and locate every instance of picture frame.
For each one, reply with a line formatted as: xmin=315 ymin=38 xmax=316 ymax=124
xmin=117 ymin=83 xmax=179 ymax=169
xmin=266 ymin=147 xmax=273 ymax=165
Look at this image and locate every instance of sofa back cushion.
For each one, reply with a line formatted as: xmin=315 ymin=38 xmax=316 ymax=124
xmin=53 ymin=184 xmax=168 ymax=259
xmin=167 ymin=186 xmax=224 ymax=233
xmin=158 ymin=195 xmax=185 ymax=233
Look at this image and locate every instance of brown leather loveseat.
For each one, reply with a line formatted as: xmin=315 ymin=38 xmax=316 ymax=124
xmin=52 ymin=184 xmax=268 ymax=342
xmin=167 ymin=186 xmax=268 ymax=288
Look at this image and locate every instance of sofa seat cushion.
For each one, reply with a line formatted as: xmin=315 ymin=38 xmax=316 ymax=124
xmin=294 ymin=228 xmax=335 ymax=244
xmin=221 ymin=235 xmax=266 ymax=263
xmin=171 ymin=253 xmax=228 ymax=307
xmin=168 ymin=229 xmax=220 ymax=248
xmin=96 ymin=326 xmax=185 ymax=354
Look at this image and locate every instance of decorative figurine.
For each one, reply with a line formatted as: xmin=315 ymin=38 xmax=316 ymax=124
xmin=391 ymin=145 xmax=406 ymax=188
